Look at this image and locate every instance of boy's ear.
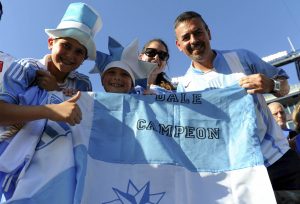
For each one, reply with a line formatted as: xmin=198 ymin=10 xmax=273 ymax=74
xmin=48 ymin=38 xmax=54 ymax=50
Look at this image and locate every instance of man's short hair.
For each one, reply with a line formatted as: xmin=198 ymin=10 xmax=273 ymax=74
xmin=0 ymin=1 xmax=3 ymax=20
xmin=174 ymin=11 xmax=208 ymax=31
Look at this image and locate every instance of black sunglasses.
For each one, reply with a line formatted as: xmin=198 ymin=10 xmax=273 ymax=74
xmin=143 ymin=48 xmax=169 ymax=61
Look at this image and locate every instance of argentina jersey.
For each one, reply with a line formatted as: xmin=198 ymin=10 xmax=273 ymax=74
xmin=36 ymin=93 xmax=72 ymax=150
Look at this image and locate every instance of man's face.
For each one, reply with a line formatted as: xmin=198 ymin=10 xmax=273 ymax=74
xmin=269 ymin=103 xmax=287 ymax=129
xmin=175 ymin=18 xmax=212 ymax=63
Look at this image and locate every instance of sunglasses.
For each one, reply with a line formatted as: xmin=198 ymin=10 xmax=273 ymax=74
xmin=143 ymin=48 xmax=169 ymax=61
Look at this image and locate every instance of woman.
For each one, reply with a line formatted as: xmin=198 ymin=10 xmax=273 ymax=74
xmin=138 ymin=39 xmax=176 ymax=92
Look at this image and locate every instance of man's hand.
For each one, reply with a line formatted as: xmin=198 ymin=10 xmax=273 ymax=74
xmin=36 ymin=70 xmax=60 ymax=91
xmin=239 ymin=74 xmax=289 ymax=97
xmin=46 ymin=91 xmax=82 ymax=126
xmin=239 ymin=74 xmax=273 ymax=94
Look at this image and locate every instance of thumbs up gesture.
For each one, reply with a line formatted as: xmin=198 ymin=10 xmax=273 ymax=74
xmin=45 ymin=91 xmax=82 ymax=126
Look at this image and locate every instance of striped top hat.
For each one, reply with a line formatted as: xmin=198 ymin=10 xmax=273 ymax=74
xmin=45 ymin=2 xmax=102 ymax=60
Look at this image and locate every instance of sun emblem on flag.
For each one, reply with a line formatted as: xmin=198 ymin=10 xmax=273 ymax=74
xmin=103 ymin=180 xmax=165 ymax=204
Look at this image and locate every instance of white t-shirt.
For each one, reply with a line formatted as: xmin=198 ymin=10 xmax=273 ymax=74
xmin=0 ymin=51 xmax=15 ymax=88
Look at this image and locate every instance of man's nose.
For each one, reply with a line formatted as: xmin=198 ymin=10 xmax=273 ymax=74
xmin=190 ymin=34 xmax=198 ymax=43
xmin=277 ymin=112 xmax=284 ymax=117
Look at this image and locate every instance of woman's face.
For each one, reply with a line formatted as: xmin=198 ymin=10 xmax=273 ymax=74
xmin=139 ymin=41 xmax=168 ymax=74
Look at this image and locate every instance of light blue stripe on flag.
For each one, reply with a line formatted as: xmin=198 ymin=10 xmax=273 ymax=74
xmin=89 ymin=83 xmax=263 ymax=172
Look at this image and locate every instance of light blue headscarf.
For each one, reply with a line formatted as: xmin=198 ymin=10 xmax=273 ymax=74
xmin=90 ymin=37 xmax=156 ymax=85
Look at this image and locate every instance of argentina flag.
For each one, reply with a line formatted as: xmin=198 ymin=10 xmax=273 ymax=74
xmin=3 ymin=84 xmax=276 ymax=204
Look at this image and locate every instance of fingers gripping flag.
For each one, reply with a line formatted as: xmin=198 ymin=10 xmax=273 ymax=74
xmin=4 ymin=84 xmax=276 ymax=203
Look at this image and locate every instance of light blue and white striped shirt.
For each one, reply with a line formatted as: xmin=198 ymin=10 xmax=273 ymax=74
xmin=0 ymin=54 xmax=92 ymax=104
xmin=177 ymin=49 xmax=290 ymax=167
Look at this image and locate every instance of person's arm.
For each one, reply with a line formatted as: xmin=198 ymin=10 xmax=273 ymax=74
xmin=239 ymin=74 xmax=289 ymax=97
xmin=237 ymin=49 xmax=290 ymax=97
xmin=272 ymin=77 xmax=289 ymax=97
xmin=0 ymin=92 xmax=82 ymax=126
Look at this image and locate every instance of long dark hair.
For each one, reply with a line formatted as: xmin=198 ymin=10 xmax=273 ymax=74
xmin=0 ymin=2 xmax=3 ymax=20
xmin=141 ymin=38 xmax=169 ymax=56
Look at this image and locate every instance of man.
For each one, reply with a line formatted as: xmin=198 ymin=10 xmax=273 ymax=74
xmin=174 ymin=11 xmax=300 ymax=190
xmin=268 ymin=102 xmax=294 ymax=136
xmin=268 ymin=102 xmax=299 ymax=152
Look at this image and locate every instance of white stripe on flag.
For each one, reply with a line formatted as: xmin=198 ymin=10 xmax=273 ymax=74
xmin=81 ymin=159 xmax=276 ymax=204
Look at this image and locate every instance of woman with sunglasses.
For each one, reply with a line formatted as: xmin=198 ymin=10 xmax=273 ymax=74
xmin=138 ymin=39 xmax=176 ymax=93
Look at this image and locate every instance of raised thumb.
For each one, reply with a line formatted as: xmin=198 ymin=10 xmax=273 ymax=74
xmin=67 ymin=91 xmax=81 ymax=103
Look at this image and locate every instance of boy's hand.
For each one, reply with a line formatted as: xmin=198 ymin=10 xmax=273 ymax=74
xmin=36 ymin=70 xmax=60 ymax=91
xmin=46 ymin=91 xmax=82 ymax=126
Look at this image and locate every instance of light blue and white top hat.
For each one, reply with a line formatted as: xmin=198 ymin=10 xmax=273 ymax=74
xmin=45 ymin=2 xmax=102 ymax=60
xmin=90 ymin=37 xmax=156 ymax=86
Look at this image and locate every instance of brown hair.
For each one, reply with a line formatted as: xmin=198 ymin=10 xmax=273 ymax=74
xmin=141 ymin=38 xmax=169 ymax=60
xmin=174 ymin=11 xmax=209 ymax=31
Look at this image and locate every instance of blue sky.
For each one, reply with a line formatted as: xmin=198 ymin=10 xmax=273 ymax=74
xmin=1 ymin=0 xmax=300 ymax=91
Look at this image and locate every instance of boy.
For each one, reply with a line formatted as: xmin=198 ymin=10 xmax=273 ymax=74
xmin=90 ymin=37 xmax=156 ymax=94
xmin=0 ymin=3 xmax=102 ymax=200
xmin=0 ymin=2 xmax=102 ymax=126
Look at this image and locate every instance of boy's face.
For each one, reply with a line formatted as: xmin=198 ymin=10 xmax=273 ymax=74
xmin=48 ymin=37 xmax=87 ymax=74
xmin=102 ymin=67 xmax=133 ymax=93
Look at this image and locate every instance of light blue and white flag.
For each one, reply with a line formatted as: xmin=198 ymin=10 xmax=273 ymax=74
xmin=4 ymin=84 xmax=276 ymax=204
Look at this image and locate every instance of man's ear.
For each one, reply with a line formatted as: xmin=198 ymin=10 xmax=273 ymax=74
xmin=175 ymin=40 xmax=182 ymax=52
xmin=48 ymin=37 xmax=54 ymax=50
